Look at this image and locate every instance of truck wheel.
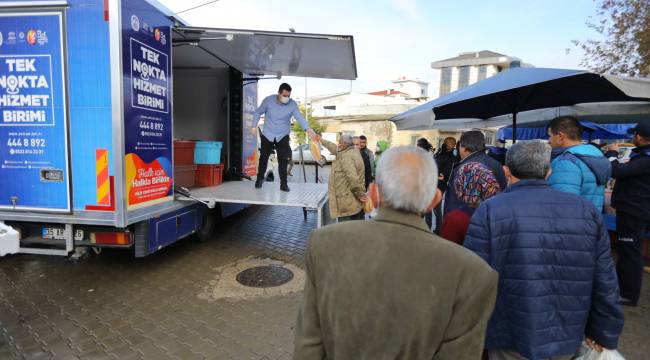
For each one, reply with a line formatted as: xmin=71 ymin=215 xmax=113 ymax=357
xmin=196 ymin=207 xmax=221 ymax=242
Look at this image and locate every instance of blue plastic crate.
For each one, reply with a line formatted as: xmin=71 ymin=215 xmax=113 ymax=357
xmin=194 ymin=141 xmax=223 ymax=164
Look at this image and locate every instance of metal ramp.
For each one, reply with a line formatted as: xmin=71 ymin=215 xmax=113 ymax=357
xmin=180 ymin=181 xmax=331 ymax=227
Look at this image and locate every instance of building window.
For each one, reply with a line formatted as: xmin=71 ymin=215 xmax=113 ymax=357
xmin=510 ymin=60 xmax=521 ymax=68
xmin=421 ymin=89 xmax=426 ymax=97
xmin=410 ymin=135 xmax=420 ymax=145
xmin=478 ymin=65 xmax=487 ymax=81
xmin=439 ymin=68 xmax=451 ymax=96
xmin=323 ymin=105 xmax=336 ymax=110
xmin=458 ymin=66 xmax=470 ymax=89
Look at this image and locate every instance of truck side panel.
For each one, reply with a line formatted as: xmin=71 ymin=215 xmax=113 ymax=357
xmin=66 ymin=0 xmax=114 ymax=211
xmin=121 ymin=0 xmax=174 ymax=211
xmin=0 ymin=10 xmax=71 ymax=212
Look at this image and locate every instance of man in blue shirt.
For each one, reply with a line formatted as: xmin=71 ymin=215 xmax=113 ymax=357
xmin=253 ymin=83 xmax=315 ymax=192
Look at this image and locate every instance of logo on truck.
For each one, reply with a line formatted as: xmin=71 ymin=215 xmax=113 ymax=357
xmin=0 ymin=57 xmax=55 ymax=125
xmin=7 ymin=32 xmax=16 ymax=45
xmin=36 ymin=30 xmax=48 ymax=45
xmin=131 ymin=15 xmax=140 ymax=32
xmin=26 ymin=30 xmax=37 ymax=45
xmin=130 ymin=39 xmax=168 ymax=114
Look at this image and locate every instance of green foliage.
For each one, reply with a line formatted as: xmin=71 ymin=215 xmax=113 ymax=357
xmin=292 ymin=106 xmax=326 ymax=144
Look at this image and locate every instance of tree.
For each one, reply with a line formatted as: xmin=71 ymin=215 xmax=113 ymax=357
xmin=573 ymin=0 xmax=650 ymax=76
xmin=292 ymin=105 xmax=326 ymax=145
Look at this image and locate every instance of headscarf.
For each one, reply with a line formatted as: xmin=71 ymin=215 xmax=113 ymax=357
xmin=453 ymin=162 xmax=501 ymax=205
xmin=376 ymin=140 xmax=390 ymax=154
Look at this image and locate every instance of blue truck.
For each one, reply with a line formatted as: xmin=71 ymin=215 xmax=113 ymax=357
xmin=0 ymin=0 xmax=356 ymax=257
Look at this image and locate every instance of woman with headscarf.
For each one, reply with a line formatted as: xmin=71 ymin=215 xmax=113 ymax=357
xmin=374 ymin=140 xmax=390 ymax=168
xmin=440 ymin=162 xmax=501 ymax=244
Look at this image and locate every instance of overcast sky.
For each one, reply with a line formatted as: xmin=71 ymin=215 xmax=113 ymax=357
xmin=160 ymin=0 xmax=601 ymax=101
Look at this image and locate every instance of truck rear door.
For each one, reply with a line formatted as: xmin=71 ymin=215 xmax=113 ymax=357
xmin=0 ymin=8 xmax=72 ymax=213
xmin=172 ymin=27 xmax=357 ymax=80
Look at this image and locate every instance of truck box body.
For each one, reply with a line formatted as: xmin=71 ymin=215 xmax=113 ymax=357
xmin=0 ymin=0 xmax=356 ymax=256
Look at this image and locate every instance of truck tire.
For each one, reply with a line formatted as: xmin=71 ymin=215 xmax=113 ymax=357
xmin=196 ymin=207 xmax=221 ymax=242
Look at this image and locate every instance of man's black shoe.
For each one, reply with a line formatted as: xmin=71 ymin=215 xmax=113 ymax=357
xmin=619 ymin=297 xmax=637 ymax=307
xmin=255 ymin=180 xmax=263 ymax=189
xmin=280 ymin=184 xmax=290 ymax=192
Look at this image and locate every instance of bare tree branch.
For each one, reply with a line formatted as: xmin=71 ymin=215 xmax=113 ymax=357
xmin=575 ymin=0 xmax=650 ymax=76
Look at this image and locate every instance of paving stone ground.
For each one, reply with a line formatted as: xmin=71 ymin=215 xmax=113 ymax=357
xmin=0 ymin=205 xmax=312 ymax=360
xmin=0 ymin=163 xmax=649 ymax=359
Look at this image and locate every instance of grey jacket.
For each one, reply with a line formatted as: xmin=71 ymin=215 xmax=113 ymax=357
xmin=294 ymin=207 xmax=498 ymax=360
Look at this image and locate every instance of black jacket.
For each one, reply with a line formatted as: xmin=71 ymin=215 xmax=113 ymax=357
xmin=359 ymin=149 xmax=373 ymax=189
xmin=607 ymin=144 xmax=650 ymax=219
xmin=434 ymin=149 xmax=459 ymax=192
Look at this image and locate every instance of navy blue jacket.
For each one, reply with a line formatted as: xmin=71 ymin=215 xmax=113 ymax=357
xmin=464 ymin=180 xmax=623 ymax=359
xmin=443 ymin=151 xmax=507 ymax=215
xmin=607 ymin=144 xmax=650 ymax=219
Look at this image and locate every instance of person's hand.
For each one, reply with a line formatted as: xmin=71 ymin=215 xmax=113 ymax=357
xmin=359 ymin=194 xmax=369 ymax=203
xmin=585 ymin=337 xmax=604 ymax=353
xmin=250 ymin=127 xmax=257 ymax=136
xmin=438 ymin=174 xmax=445 ymax=181
xmin=307 ymin=128 xmax=317 ymax=141
xmin=608 ymin=143 xmax=620 ymax=152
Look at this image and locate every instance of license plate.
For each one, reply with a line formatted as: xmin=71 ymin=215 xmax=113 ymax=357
xmin=42 ymin=228 xmax=84 ymax=241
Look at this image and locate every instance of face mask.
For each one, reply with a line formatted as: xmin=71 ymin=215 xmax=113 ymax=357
xmin=280 ymin=96 xmax=290 ymax=104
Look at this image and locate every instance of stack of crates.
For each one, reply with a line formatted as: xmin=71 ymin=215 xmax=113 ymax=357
xmin=173 ymin=140 xmax=197 ymax=188
xmin=194 ymin=141 xmax=224 ymax=187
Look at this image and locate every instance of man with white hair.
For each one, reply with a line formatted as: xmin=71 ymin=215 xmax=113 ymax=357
xmin=294 ymin=146 xmax=498 ymax=359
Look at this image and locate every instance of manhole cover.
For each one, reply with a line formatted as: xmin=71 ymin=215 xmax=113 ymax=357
xmin=236 ymin=265 xmax=294 ymax=288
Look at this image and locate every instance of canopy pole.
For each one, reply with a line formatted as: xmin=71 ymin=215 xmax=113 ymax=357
xmin=512 ymin=112 xmax=518 ymax=143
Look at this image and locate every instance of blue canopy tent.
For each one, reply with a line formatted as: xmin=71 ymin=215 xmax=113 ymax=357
xmin=497 ymin=122 xmax=636 ymax=141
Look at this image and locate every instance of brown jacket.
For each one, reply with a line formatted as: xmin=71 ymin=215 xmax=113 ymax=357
xmin=294 ymin=207 xmax=498 ymax=360
xmin=321 ymin=140 xmax=365 ymax=218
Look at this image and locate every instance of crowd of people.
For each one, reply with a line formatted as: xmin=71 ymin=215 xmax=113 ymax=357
xmin=293 ymin=116 xmax=650 ymax=360
xmin=253 ymin=84 xmax=649 ymax=359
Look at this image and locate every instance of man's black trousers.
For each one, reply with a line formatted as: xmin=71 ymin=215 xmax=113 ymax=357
xmin=257 ymin=134 xmax=291 ymax=186
xmin=616 ymin=212 xmax=650 ymax=305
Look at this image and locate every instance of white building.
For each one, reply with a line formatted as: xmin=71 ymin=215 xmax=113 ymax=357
xmin=388 ymin=77 xmax=429 ymax=100
xmin=304 ymin=90 xmax=457 ymax=149
xmin=432 ymin=50 xmax=531 ymax=96
xmin=308 ymin=91 xmax=419 ymax=118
